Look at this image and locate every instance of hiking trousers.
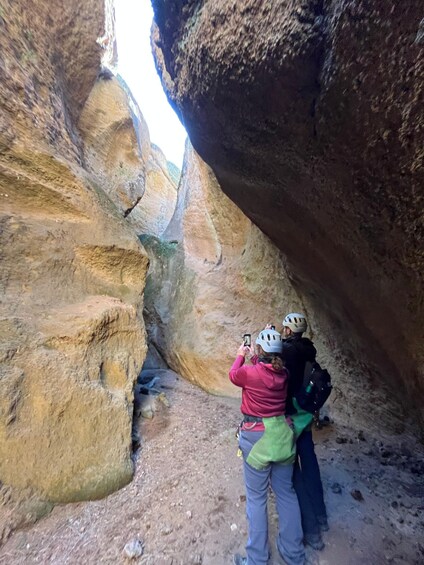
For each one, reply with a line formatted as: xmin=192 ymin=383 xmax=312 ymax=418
xmin=293 ymin=430 xmax=327 ymax=535
xmin=239 ymin=431 xmax=305 ymax=565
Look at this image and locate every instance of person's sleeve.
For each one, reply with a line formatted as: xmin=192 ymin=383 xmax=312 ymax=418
xmin=282 ymin=342 xmax=296 ymax=364
xmin=229 ymin=356 xmax=249 ymax=387
xmin=307 ymin=343 xmax=317 ymax=361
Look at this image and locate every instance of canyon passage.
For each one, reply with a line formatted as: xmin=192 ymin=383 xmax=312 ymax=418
xmin=0 ymin=1 xmax=423 ymax=564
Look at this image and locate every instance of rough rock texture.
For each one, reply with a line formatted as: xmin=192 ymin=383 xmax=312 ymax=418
xmin=142 ymin=143 xmax=312 ymax=395
xmin=79 ymin=74 xmax=178 ymax=235
xmin=79 ymin=74 xmax=151 ymax=217
xmin=151 ymin=1 xmax=424 ymax=436
xmin=0 ymin=0 xmax=148 ymax=526
xmin=0 ymin=0 xmax=103 ymax=161
xmin=127 ymin=142 xmax=179 ymax=237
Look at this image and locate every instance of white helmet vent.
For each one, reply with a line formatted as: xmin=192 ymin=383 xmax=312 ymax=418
xmin=255 ymin=328 xmax=283 ymax=354
xmin=283 ymin=313 xmax=307 ymax=333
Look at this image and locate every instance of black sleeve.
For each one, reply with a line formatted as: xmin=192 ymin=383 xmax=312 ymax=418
xmin=281 ymin=341 xmax=297 ymax=365
xmin=306 ymin=343 xmax=317 ymax=362
xmin=282 ymin=341 xmax=303 ymax=399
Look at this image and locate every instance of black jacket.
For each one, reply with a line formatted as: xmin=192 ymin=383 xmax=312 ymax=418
xmin=282 ymin=336 xmax=317 ymax=414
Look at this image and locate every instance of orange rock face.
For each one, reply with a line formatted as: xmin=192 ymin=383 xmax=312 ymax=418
xmin=0 ymin=0 xmax=149 ymax=519
xmin=79 ymin=74 xmax=178 ymax=236
xmin=142 ymin=143 xmax=310 ymax=396
xmin=127 ymin=142 xmax=179 ymax=237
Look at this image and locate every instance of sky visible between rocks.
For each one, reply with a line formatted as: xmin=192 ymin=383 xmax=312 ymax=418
xmin=115 ymin=0 xmax=187 ymax=167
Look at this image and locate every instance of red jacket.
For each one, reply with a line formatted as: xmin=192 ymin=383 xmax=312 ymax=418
xmin=229 ymin=355 xmax=289 ymax=418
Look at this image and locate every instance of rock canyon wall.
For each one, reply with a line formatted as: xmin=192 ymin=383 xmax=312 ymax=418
xmin=0 ymin=0 xmax=160 ymax=536
xmin=151 ymin=0 xmax=424 ymax=437
xmin=142 ymin=144 xmax=402 ymax=437
xmin=1 ymin=0 xmax=422 ymax=548
xmin=142 ymin=143 xmax=310 ymax=395
xmin=79 ymin=73 xmax=178 ymax=236
xmin=143 ymin=143 xmax=326 ymax=397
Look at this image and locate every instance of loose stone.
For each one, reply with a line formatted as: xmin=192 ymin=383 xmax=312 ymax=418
xmin=123 ymin=539 xmax=143 ymax=560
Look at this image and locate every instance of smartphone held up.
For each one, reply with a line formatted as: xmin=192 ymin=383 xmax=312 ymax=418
xmin=243 ymin=334 xmax=251 ymax=347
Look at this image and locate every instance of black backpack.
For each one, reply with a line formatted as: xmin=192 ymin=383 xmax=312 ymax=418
xmin=295 ymin=361 xmax=332 ymax=413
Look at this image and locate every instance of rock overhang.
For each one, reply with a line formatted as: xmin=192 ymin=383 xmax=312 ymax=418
xmin=151 ymin=0 xmax=424 ymax=436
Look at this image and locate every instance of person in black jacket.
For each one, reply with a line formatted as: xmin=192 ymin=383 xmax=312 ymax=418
xmin=281 ymin=313 xmax=328 ymax=551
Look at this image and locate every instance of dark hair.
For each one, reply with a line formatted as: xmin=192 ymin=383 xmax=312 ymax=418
xmin=271 ymin=355 xmax=285 ymax=371
xmin=258 ymin=352 xmax=285 ymax=371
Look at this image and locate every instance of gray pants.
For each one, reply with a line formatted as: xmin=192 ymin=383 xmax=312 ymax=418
xmin=239 ymin=431 xmax=305 ymax=565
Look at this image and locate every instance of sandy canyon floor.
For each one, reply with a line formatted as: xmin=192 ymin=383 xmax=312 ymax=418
xmin=1 ymin=369 xmax=423 ymax=565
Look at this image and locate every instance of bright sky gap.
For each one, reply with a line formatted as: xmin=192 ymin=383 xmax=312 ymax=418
xmin=114 ymin=0 xmax=187 ymax=167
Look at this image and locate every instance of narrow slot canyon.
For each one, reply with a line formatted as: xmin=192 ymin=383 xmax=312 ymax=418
xmin=0 ymin=1 xmax=423 ymax=564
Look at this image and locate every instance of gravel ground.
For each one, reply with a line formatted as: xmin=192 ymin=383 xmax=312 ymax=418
xmin=1 ymin=369 xmax=423 ymax=564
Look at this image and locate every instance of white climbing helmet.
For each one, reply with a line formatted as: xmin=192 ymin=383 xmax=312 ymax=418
xmin=282 ymin=313 xmax=307 ymax=334
xmin=255 ymin=328 xmax=283 ymax=354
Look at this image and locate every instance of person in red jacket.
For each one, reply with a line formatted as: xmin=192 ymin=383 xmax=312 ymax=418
xmin=230 ymin=328 xmax=305 ymax=565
